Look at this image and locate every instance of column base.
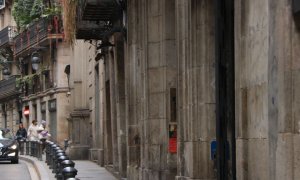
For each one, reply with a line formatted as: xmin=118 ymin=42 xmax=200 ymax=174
xmin=68 ymin=145 xmax=90 ymax=160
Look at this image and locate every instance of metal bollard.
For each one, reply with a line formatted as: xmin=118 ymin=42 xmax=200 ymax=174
xmin=37 ymin=141 xmax=43 ymax=161
xmin=57 ymin=160 xmax=75 ymax=180
xmin=19 ymin=140 xmax=25 ymax=155
xmin=25 ymin=141 xmax=30 ymax=155
xmin=34 ymin=141 xmax=38 ymax=157
xmin=55 ymin=155 xmax=69 ymax=177
xmin=62 ymin=167 xmax=77 ymax=180
xmin=51 ymin=147 xmax=61 ymax=171
xmin=29 ymin=141 xmax=34 ymax=156
xmin=55 ymin=154 xmax=67 ymax=179
xmin=49 ymin=144 xmax=58 ymax=169
xmin=46 ymin=142 xmax=54 ymax=164
xmin=33 ymin=141 xmax=37 ymax=157
xmin=53 ymin=152 xmax=65 ymax=173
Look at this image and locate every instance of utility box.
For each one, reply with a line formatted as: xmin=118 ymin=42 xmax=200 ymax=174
xmin=293 ymin=0 xmax=300 ymax=15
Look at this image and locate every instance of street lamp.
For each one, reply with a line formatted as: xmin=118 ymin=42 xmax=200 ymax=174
xmin=31 ymin=51 xmax=41 ymax=71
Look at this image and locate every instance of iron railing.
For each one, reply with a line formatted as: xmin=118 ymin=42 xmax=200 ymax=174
xmin=14 ymin=16 xmax=63 ymax=55
xmin=0 ymin=75 xmax=21 ymax=101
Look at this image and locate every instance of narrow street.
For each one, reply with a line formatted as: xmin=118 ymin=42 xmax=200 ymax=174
xmin=0 ymin=161 xmax=32 ymax=180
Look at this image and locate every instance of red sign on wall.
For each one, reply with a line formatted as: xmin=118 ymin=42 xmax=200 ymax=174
xmin=169 ymin=124 xmax=177 ymax=153
xmin=24 ymin=109 xmax=30 ymax=115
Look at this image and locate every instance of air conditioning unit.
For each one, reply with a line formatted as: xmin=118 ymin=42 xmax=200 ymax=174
xmin=0 ymin=0 xmax=4 ymax=10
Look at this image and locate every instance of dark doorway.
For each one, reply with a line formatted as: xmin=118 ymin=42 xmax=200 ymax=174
xmin=215 ymin=0 xmax=236 ymax=179
xmin=95 ymin=65 xmax=100 ymax=148
xmin=105 ymin=80 xmax=113 ymax=165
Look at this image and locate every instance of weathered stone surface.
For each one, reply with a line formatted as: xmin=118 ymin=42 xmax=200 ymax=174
xmin=148 ymin=42 xmax=161 ymax=68
xmin=148 ymin=93 xmax=166 ymax=119
xmin=293 ymin=134 xmax=300 ymax=179
xmin=276 ymin=133 xmax=293 ymax=180
xmin=236 ymin=138 xmax=269 ymax=180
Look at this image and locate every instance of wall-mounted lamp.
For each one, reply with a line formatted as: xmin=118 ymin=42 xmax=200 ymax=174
xmin=64 ymin=64 xmax=71 ymax=96
xmin=31 ymin=51 xmax=41 ymax=71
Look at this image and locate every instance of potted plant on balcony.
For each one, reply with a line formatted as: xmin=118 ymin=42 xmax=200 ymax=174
xmin=40 ymin=65 xmax=50 ymax=76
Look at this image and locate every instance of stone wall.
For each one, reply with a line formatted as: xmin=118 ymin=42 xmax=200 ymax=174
xmin=235 ymin=0 xmax=300 ymax=179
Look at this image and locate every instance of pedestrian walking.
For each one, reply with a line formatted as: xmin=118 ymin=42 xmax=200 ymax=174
xmin=27 ymin=120 xmax=39 ymax=141
xmin=16 ymin=123 xmax=27 ymax=155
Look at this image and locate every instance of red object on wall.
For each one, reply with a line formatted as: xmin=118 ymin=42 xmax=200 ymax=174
xmin=169 ymin=138 xmax=177 ymax=153
xmin=169 ymin=124 xmax=177 ymax=153
xmin=24 ymin=109 xmax=30 ymax=115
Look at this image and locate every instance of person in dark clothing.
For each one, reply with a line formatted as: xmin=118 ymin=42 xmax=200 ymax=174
xmin=16 ymin=123 xmax=27 ymax=155
xmin=16 ymin=123 xmax=27 ymax=139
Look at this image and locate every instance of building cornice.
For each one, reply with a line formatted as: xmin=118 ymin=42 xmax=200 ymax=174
xmin=21 ymin=87 xmax=69 ymax=102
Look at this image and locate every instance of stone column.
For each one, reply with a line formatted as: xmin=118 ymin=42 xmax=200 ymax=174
xmin=126 ymin=0 xmax=142 ymax=179
xmin=113 ymin=32 xmax=127 ymax=177
xmin=127 ymin=0 xmax=177 ymax=179
xmin=176 ymin=0 xmax=216 ymax=179
xmin=109 ymin=42 xmax=120 ymax=172
xmin=269 ymin=1 xmax=300 ymax=180
xmin=235 ymin=0 xmax=269 ymax=179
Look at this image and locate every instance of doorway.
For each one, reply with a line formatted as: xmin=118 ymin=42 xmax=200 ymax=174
xmin=105 ymin=80 xmax=113 ymax=165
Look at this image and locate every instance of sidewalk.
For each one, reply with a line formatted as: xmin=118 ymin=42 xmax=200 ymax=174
xmin=20 ymin=155 xmax=117 ymax=180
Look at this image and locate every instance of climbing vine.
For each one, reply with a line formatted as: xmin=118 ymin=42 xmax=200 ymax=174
xmin=62 ymin=0 xmax=77 ymax=46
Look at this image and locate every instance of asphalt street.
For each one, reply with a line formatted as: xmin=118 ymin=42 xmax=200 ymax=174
xmin=0 ymin=161 xmax=32 ymax=180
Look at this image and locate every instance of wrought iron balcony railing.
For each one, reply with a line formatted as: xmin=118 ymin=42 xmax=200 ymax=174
xmin=0 ymin=26 xmax=16 ymax=48
xmin=14 ymin=16 xmax=63 ymax=56
xmin=0 ymin=75 xmax=21 ymax=102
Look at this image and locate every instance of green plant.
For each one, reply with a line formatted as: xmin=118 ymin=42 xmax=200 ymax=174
xmin=12 ymin=0 xmax=35 ymax=30
xmin=30 ymin=0 xmax=45 ymax=21
xmin=12 ymin=0 xmax=61 ymax=31
xmin=19 ymin=74 xmax=39 ymax=89
xmin=15 ymin=77 xmax=23 ymax=89
xmin=42 ymin=5 xmax=62 ymax=18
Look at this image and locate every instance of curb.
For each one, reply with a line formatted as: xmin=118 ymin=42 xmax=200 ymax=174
xmin=20 ymin=155 xmax=50 ymax=180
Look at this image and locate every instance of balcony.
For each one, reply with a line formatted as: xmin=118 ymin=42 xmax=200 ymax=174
xmin=14 ymin=16 xmax=64 ymax=56
xmin=76 ymin=0 xmax=120 ymax=40
xmin=79 ymin=0 xmax=120 ymax=21
xmin=0 ymin=75 xmax=21 ymax=102
xmin=0 ymin=26 xmax=16 ymax=48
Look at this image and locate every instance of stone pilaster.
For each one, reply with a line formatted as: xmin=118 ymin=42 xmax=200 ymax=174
xmin=176 ymin=0 xmax=216 ymax=179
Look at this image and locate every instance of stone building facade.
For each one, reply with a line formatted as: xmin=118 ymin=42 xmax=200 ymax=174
xmin=0 ymin=1 xmax=72 ymax=146
xmin=0 ymin=0 xmax=298 ymax=180
xmin=72 ymin=0 xmax=300 ymax=180
xmin=0 ymin=0 xmax=20 ymax=133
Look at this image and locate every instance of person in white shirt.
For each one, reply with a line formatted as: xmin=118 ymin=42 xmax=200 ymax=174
xmin=27 ymin=120 xmax=39 ymax=141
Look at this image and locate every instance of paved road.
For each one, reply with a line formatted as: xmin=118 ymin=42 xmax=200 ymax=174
xmin=0 ymin=161 xmax=32 ymax=180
